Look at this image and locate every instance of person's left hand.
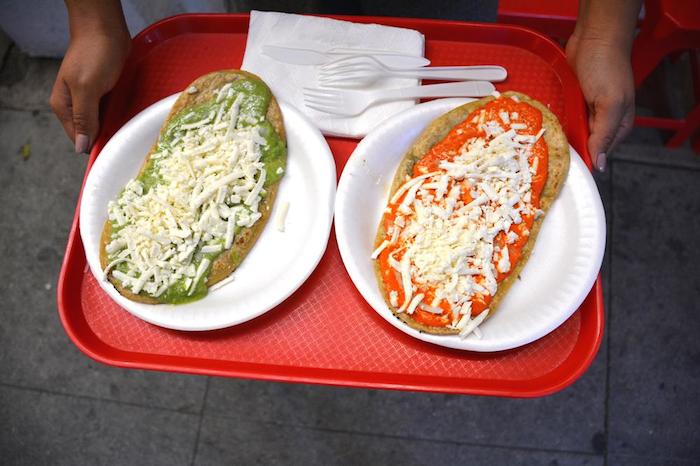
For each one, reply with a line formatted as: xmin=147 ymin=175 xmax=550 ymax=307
xmin=566 ymin=33 xmax=635 ymax=171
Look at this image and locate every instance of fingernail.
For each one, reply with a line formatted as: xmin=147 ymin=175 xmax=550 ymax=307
xmin=595 ymin=152 xmax=607 ymax=172
xmin=75 ymin=133 xmax=89 ymax=154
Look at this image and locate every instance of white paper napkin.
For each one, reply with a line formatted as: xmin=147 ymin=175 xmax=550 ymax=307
xmin=241 ymin=11 xmax=425 ymax=138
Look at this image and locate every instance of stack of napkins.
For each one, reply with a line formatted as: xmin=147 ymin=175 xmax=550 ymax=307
xmin=241 ymin=11 xmax=425 ymax=138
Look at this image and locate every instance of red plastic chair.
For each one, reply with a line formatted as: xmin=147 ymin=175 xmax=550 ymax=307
xmin=631 ymin=0 xmax=700 ymax=150
xmin=498 ymin=0 xmax=700 ymax=151
xmin=497 ymin=0 xmax=579 ymax=42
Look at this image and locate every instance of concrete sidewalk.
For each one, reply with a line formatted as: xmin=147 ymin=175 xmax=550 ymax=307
xmin=0 ymin=31 xmax=699 ymax=466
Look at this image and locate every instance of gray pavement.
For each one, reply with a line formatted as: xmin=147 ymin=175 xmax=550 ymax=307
xmin=1 ymin=37 xmax=699 ymax=466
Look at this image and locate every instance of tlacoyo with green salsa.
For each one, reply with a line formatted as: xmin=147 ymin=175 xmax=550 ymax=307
xmin=101 ymin=71 xmax=287 ymax=304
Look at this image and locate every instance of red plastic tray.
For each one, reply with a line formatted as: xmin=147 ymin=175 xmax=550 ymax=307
xmin=57 ymin=14 xmax=603 ymax=397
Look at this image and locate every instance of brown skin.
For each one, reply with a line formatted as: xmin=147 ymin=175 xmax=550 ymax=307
xmin=374 ymin=92 xmax=570 ymax=335
xmin=50 ymin=0 xmax=131 ymax=154
xmin=566 ymin=0 xmax=642 ymax=172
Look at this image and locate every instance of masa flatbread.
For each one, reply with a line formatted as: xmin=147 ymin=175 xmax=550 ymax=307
xmin=373 ymin=91 xmax=569 ymax=334
xmin=100 ymin=70 xmax=286 ymax=304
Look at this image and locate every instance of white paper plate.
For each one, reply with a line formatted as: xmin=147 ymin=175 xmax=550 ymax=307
xmin=80 ymin=95 xmax=336 ymax=331
xmin=335 ymin=98 xmax=605 ymax=352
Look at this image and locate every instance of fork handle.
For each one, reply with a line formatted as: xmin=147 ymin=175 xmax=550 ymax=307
xmin=392 ymin=66 xmax=507 ymax=82
xmin=378 ymin=81 xmax=497 ymax=102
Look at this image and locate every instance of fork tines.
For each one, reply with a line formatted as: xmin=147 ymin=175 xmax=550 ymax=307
xmin=302 ymin=87 xmax=343 ymax=115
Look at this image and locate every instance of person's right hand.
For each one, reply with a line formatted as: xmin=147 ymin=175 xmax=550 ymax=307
xmin=50 ymin=28 xmax=130 ymax=153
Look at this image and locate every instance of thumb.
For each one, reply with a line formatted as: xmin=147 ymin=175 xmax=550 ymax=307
xmin=70 ymin=85 xmax=100 ymax=154
xmin=49 ymin=78 xmax=76 ymax=143
xmin=587 ymin=98 xmax=625 ymax=172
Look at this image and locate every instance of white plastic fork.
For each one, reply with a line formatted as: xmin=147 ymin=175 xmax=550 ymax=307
xmin=303 ymin=81 xmax=496 ymax=117
xmin=319 ymin=55 xmax=507 ymax=88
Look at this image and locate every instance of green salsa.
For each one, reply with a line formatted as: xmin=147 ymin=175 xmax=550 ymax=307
xmin=110 ymin=77 xmax=286 ymax=304
xmin=158 ymin=251 xmax=215 ymax=304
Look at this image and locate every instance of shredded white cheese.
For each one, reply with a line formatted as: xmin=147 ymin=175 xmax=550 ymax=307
xmin=276 ymin=201 xmax=290 ymax=232
xmin=406 ymin=293 xmax=425 ymax=315
xmin=371 ymin=240 xmax=391 ymax=260
xmin=389 ymin=290 xmax=399 ymax=307
xmin=459 ymin=309 xmax=490 ymax=338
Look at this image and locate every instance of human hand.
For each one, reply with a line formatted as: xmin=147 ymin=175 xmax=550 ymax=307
xmin=566 ymin=33 xmax=635 ymax=172
xmin=50 ymin=29 xmax=130 ymax=153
